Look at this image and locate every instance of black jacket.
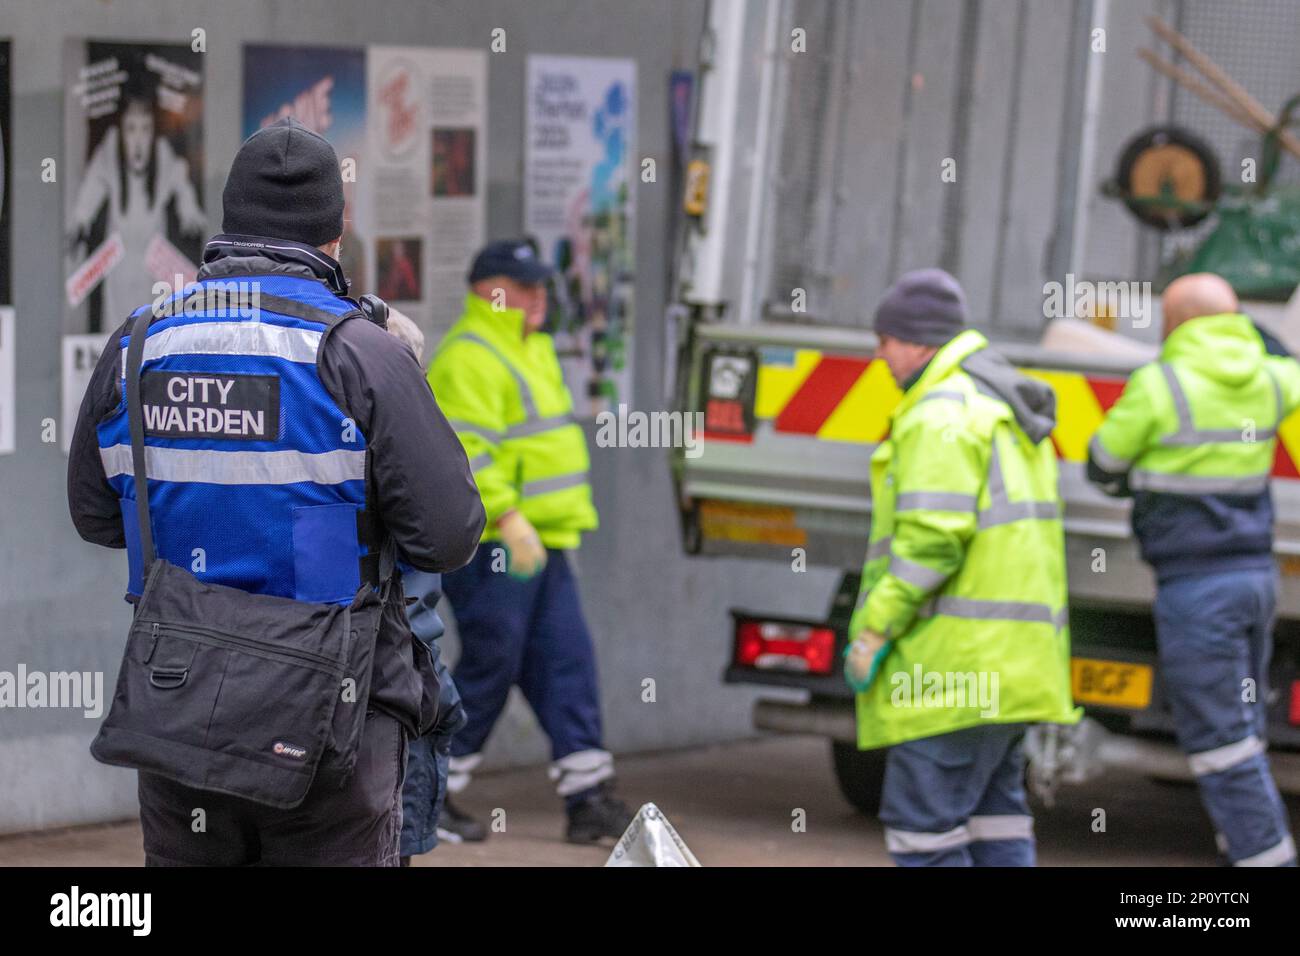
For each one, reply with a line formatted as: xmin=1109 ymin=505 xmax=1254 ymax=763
xmin=67 ymin=235 xmax=486 ymax=735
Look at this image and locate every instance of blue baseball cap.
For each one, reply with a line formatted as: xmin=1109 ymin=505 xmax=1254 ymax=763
xmin=467 ymin=239 xmax=555 ymax=285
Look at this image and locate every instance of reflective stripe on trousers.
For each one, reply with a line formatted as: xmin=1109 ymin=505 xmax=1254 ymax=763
xmin=548 ymin=748 xmax=615 ymax=797
xmin=885 ymin=814 xmax=1033 ymax=854
xmin=447 ymin=753 xmax=482 ymax=795
xmin=1188 ymin=734 xmax=1265 ymax=777
xmin=1235 ymin=834 xmax=1297 ymax=867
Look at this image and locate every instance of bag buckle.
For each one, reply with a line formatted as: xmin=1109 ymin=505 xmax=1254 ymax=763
xmin=149 ymin=666 xmax=189 ymax=690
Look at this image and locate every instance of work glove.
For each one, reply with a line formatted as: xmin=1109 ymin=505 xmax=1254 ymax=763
xmin=844 ymin=629 xmax=892 ymax=693
xmin=498 ymin=509 xmax=548 ymax=580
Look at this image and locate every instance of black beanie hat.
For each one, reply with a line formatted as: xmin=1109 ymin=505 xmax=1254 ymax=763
xmin=873 ymin=268 xmax=968 ymax=346
xmin=222 ymin=117 xmax=344 ymax=247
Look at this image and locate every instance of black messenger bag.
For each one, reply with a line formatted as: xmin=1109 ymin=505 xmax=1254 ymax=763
xmin=89 ymin=307 xmax=391 ymax=809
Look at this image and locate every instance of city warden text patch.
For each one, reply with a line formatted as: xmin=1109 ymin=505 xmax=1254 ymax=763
xmin=140 ymin=373 xmax=281 ymax=440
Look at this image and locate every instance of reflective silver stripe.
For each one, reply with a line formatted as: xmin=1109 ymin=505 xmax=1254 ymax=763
xmin=133 ymin=320 xmax=322 ymax=365
xmin=447 ymin=419 xmax=504 ymax=443
xmin=967 ymin=814 xmax=1034 ymax=842
xmin=1161 ymin=362 xmax=1196 ymax=442
xmin=1129 ymin=470 xmax=1269 ymax=495
xmin=866 ymin=537 xmax=892 ymax=561
xmin=547 ymin=748 xmax=615 ymax=797
xmin=1160 ymin=362 xmax=1279 ymax=444
xmin=447 ymin=753 xmax=482 ymax=795
xmin=521 ymin=471 xmax=589 ymax=497
xmin=918 ymin=595 xmax=1067 ymax=629
xmin=467 ymin=452 xmax=493 ymax=472
xmin=895 ymin=491 xmax=978 ymax=512
xmin=1187 ymin=734 xmax=1265 ymax=777
xmin=1233 ymin=834 xmax=1297 ymax=867
xmin=506 ymin=413 xmax=578 ymax=439
xmin=1266 ymin=366 xmax=1284 ymax=427
xmin=978 ymin=501 xmax=1059 ymax=528
xmin=99 ymin=443 xmax=366 ymax=486
xmin=884 ymin=825 xmax=970 ymax=854
xmin=979 ymin=440 xmax=1058 ymax=528
xmin=456 ymin=332 xmax=539 ymax=419
xmin=917 ymin=389 xmax=966 ymax=405
xmin=889 ymin=555 xmax=949 ymax=592
xmin=1087 ymin=432 xmax=1132 ymax=473
xmin=1165 ymin=426 xmax=1276 ymax=445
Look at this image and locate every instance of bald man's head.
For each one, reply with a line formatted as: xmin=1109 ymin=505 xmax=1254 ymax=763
xmin=1162 ymin=273 xmax=1239 ymax=338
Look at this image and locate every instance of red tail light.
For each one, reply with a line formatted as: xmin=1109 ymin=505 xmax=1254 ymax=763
xmin=1288 ymin=680 xmax=1300 ymax=727
xmin=734 ymin=619 xmax=836 ymax=675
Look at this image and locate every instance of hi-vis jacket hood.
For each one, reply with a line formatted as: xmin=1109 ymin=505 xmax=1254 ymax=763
xmin=960 ymin=346 xmax=1057 ymax=443
xmin=1162 ymin=312 xmax=1265 ymax=387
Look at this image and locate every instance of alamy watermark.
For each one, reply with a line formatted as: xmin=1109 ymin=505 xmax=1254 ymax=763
xmin=0 ymin=665 xmax=103 ymax=718
xmin=595 ymin=403 xmax=706 ymax=459
xmin=889 ymin=665 xmax=1000 ymax=718
xmin=150 ymin=274 xmax=261 ymax=319
xmin=1043 ymin=274 xmax=1152 ymax=330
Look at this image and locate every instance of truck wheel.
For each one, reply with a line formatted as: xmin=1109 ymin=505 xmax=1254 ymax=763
xmin=831 ymin=740 xmax=888 ymax=816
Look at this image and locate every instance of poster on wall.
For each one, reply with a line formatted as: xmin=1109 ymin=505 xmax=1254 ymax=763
xmin=0 ymin=39 xmax=10 ymax=307
xmin=61 ymin=40 xmax=205 ymax=450
xmin=0 ymin=39 xmax=13 ymax=455
xmin=368 ymin=46 xmax=487 ymax=342
xmin=525 ymin=55 xmax=637 ymax=417
xmin=242 ymin=44 xmax=486 ymax=349
xmin=242 ymin=45 xmax=368 ymax=288
xmin=0 ymin=308 xmax=12 ymax=456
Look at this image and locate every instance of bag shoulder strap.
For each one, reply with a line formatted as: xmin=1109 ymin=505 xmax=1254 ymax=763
xmin=125 ymin=307 xmax=156 ymax=570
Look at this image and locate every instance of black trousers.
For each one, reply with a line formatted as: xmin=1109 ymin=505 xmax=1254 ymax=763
xmin=138 ymin=709 xmax=408 ymax=866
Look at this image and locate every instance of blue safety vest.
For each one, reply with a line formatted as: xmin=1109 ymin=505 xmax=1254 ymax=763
xmin=95 ymin=273 xmax=372 ymax=604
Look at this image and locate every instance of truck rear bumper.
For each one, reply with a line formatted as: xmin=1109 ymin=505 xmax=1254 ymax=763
xmin=752 ymin=698 xmax=1300 ymax=796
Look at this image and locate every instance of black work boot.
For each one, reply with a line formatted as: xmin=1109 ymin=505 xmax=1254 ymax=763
xmin=565 ymin=782 xmax=635 ymax=844
xmin=436 ymin=797 xmax=488 ymax=843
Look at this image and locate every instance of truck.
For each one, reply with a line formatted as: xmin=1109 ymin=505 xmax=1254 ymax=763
xmin=668 ymin=0 xmax=1300 ymax=812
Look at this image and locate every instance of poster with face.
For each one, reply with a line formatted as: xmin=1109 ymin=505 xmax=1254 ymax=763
xmin=241 ymin=44 xmax=368 ymax=291
xmin=63 ymin=40 xmax=205 ymax=336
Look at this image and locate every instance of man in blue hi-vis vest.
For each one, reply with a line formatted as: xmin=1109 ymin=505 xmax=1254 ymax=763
xmin=68 ymin=118 xmax=486 ymax=866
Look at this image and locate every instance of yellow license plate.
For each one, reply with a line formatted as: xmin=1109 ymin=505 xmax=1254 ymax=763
xmin=1070 ymin=658 xmax=1153 ymax=709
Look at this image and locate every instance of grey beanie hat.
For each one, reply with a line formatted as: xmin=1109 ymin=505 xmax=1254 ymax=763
xmin=873 ymin=268 xmax=968 ymax=346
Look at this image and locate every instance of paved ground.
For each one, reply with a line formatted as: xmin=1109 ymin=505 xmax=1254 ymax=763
xmin=2 ymin=734 xmax=1297 ymax=866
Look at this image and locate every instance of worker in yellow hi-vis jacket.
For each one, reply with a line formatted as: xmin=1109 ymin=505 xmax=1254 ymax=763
xmin=426 ymin=240 xmax=633 ymax=845
xmin=846 ymin=268 xmax=1078 ymax=866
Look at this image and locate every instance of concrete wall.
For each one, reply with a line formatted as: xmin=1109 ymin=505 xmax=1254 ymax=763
xmin=0 ymin=0 xmax=856 ymax=835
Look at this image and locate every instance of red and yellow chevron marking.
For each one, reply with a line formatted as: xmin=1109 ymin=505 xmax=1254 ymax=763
xmin=752 ymin=349 xmax=1300 ymax=478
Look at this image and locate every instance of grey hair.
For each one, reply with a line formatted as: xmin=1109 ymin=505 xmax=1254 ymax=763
xmin=385 ymin=307 xmax=426 ymax=363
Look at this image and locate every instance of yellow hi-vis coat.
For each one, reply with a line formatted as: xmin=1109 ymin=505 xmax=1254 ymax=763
xmin=849 ymin=329 xmax=1081 ymax=750
xmin=1090 ymin=313 xmax=1300 ymax=497
xmin=428 ymin=293 xmax=598 ymax=549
